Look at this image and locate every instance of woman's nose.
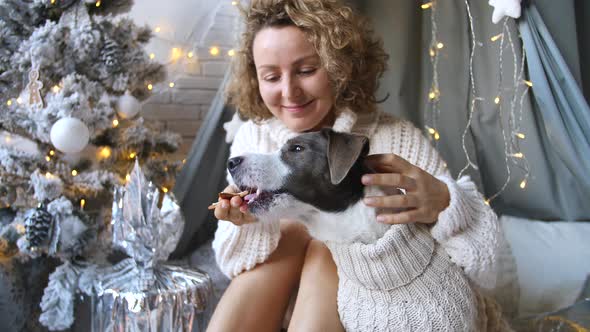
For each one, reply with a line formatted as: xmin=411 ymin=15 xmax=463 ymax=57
xmin=282 ymin=77 xmax=302 ymax=99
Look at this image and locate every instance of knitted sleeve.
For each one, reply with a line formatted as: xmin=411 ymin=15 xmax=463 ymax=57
xmin=369 ymin=117 xmax=501 ymax=289
xmin=399 ymin=120 xmax=500 ymax=289
xmin=211 ymin=122 xmax=282 ymax=278
xmin=431 ymin=175 xmax=500 ymax=290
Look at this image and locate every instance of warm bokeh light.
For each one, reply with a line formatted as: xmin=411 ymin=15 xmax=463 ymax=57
xmin=490 ymin=33 xmax=503 ymax=42
xmin=421 ymin=2 xmax=433 ymax=9
xmin=99 ymin=147 xmax=112 ymax=159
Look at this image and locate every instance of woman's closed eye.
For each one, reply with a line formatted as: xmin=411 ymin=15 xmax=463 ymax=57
xmin=262 ymin=74 xmax=280 ymax=82
xmin=299 ymin=68 xmax=317 ymax=76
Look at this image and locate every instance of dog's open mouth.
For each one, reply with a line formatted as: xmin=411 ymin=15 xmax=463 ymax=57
xmin=240 ymin=186 xmax=284 ymax=211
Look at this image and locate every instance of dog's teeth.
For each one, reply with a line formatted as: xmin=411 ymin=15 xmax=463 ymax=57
xmin=256 ymin=188 xmax=261 ymax=196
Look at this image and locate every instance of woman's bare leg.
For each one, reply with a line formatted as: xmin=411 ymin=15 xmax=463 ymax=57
xmin=207 ymin=220 xmax=311 ymax=332
xmin=288 ymin=240 xmax=344 ymax=332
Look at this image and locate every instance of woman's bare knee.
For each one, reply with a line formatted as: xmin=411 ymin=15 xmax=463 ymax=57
xmin=288 ymin=240 xmax=343 ymax=332
xmin=207 ymin=221 xmax=311 ymax=332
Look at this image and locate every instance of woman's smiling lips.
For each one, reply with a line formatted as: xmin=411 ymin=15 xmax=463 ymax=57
xmin=281 ymin=99 xmax=314 ymax=113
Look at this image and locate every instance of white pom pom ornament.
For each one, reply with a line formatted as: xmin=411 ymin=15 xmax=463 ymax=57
xmin=116 ymin=91 xmax=141 ymax=119
xmin=50 ymin=117 xmax=90 ymax=154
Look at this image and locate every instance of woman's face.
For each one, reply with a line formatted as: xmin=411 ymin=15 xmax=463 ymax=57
xmin=253 ymin=25 xmax=334 ymax=132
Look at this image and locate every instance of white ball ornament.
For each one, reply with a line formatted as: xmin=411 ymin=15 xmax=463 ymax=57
xmin=50 ymin=117 xmax=90 ymax=154
xmin=116 ymin=91 xmax=141 ymax=119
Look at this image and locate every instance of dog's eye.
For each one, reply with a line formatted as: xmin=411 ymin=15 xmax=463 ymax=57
xmin=289 ymin=144 xmax=305 ymax=152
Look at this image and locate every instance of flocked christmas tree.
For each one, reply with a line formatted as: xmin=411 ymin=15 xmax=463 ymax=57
xmin=0 ymin=0 xmax=188 ymax=329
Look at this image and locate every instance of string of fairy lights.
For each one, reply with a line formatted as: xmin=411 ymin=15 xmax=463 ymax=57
xmin=421 ymin=1 xmax=532 ymax=205
xmin=3 ymin=0 xmax=243 ymax=210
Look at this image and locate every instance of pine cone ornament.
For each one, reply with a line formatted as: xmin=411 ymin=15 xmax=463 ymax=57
xmin=24 ymin=203 xmax=54 ymax=249
xmin=101 ymin=38 xmax=121 ymax=71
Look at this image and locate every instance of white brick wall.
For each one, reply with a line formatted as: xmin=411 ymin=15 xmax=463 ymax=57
xmin=142 ymin=2 xmax=240 ymax=159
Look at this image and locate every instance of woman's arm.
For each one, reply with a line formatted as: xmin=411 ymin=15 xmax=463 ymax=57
xmin=362 ymin=119 xmax=500 ymax=289
xmin=212 ymin=122 xmax=282 ymax=278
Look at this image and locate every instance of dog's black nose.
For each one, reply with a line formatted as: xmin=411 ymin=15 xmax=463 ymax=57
xmin=227 ymin=156 xmax=244 ymax=172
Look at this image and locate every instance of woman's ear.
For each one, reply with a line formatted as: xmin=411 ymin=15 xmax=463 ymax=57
xmin=325 ymin=129 xmax=369 ymax=185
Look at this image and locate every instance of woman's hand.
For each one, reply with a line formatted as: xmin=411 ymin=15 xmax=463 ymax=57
xmin=213 ymin=185 xmax=257 ymax=225
xmin=362 ymin=154 xmax=450 ymax=225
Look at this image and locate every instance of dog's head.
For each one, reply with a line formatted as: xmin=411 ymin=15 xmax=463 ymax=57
xmin=227 ymin=129 xmax=370 ymax=220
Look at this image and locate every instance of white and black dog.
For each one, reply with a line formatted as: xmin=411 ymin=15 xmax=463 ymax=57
xmin=227 ymin=128 xmax=396 ymax=244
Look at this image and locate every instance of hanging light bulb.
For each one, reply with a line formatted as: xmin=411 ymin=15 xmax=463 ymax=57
xmin=421 ymin=2 xmax=433 ymax=9
xmin=490 ymin=33 xmax=503 ymax=42
xmin=519 ymin=179 xmax=527 ymax=189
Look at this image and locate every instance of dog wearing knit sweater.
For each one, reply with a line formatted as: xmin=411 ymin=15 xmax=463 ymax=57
xmin=227 ymin=129 xmax=510 ymax=331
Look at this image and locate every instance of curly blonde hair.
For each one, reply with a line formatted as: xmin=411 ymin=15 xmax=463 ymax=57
xmin=226 ymin=0 xmax=388 ymax=122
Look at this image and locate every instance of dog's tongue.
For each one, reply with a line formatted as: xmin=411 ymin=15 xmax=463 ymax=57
xmin=244 ymin=193 xmax=257 ymax=202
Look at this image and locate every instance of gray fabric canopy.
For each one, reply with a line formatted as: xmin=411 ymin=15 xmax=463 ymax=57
xmin=358 ymin=0 xmax=590 ymax=220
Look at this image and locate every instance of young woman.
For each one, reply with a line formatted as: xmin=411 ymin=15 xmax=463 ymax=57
xmin=207 ymin=1 xmax=508 ymax=331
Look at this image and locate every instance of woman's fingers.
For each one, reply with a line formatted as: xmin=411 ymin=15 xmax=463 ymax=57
xmin=214 ymin=196 xmax=255 ymax=225
xmin=362 ymin=173 xmax=417 ymax=191
xmin=364 ymin=153 xmax=413 ymax=173
xmin=363 ymin=193 xmax=418 ymax=209
xmin=375 ymin=209 xmax=428 ymax=225
xmin=213 ymin=198 xmax=231 ymax=220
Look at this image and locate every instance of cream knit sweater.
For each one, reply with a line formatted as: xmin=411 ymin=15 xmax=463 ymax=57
xmin=213 ymin=108 xmax=512 ymax=331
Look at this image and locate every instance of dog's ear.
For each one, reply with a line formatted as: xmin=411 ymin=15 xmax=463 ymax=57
xmin=325 ymin=129 xmax=370 ymax=185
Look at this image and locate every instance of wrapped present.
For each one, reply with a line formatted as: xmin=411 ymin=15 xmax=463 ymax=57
xmin=39 ymin=161 xmax=212 ymax=331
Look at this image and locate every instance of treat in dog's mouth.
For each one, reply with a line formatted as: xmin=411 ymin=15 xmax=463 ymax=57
xmin=207 ymin=186 xmax=284 ymax=211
